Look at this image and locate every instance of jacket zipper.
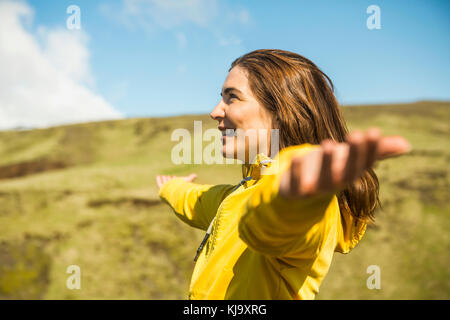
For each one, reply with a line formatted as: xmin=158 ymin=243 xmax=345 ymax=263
xmin=193 ymin=176 xmax=253 ymax=262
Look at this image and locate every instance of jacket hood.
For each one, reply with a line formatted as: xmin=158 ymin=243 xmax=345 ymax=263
xmin=241 ymin=153 xmax=274 ymax=181
xmin=335 ymin=205 xmax=367 ymax=254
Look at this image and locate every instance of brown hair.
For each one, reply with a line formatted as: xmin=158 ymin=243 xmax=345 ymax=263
xmin=230 ymin=49 xmax=380 ymax=222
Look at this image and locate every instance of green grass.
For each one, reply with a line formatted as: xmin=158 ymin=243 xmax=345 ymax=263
xmin=0 ymin=101 xmax=448 ymax=299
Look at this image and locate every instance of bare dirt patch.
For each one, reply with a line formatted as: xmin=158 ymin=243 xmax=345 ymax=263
xmin=87 ymin=197 xmax=161 ymax=208
xmin=0 ymin=158 xmax=68 ymax=180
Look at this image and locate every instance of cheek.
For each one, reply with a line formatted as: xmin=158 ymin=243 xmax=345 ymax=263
xmin=246 ymin=103 xmax=272 ymax=130
xmin=226 ymin=107 xmax=243 ymax=127
xmin=257 ymin=106 xmax=273 ymax=129
xmin=228 ymin=101 xmax=272 ymax=131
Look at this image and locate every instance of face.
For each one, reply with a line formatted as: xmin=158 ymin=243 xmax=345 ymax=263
xmin=210 ymin=66 xmax=273 ymax=163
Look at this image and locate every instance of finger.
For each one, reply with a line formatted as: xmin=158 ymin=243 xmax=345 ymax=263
xmin=344 ymin=130 xmax=366 ymax=183
xmin=295 ymin=149 xmax=322 ymax=196
xmin=318 ymin=139 xmax=335 ymax=192
xmin=330 ymin=143 xmax=349 ymax=186
xmin=365 ymin=128 xmax=381 ymax=168
xmin=181 ymin=173 xmax=196 ymax=182
xmin=279 ymin=169 xmax=290 ymax=198
xmin=156 ymin=175 xmax=162 ymax=188
xmin=187 ymin=173 xmax=198 ymax=182
xmin=289 ymin=156 xmax=302 ymax=197
xmin=376 ymin=136 xmax=411 ymax=160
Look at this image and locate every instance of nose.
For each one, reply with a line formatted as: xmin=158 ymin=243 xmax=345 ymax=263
xmin=210 ymin=100 xmax=225 ymax=121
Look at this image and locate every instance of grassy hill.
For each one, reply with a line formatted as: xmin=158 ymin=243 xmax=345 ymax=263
xmin=0 ymin=101 xmax=448 ymax=299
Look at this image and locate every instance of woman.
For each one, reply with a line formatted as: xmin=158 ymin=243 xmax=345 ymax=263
xmin=156 ymin=49 xmax=410 ymax=299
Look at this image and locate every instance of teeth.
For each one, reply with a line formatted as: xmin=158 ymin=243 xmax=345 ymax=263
xmin=223 ymin=129 xmax=237 ymax=137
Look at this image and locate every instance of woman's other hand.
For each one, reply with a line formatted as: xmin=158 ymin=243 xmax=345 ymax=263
xmin=156 ymin=173 xmax=198 ymax=189
xmin=279 ymin=128 xmax=411 ymax=199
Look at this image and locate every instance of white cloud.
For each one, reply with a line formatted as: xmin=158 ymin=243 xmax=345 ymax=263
xmin=0 ymin=0 xmax=122 ymax=130
xmin=38 ymin=27 xmax=93 ymax=86
xmin=101 ymin=0 xmax=249 ymax=48
xmin=122 ymin=0 xmax=218 ymax=30
xmin=218 ymin=35 xmax=242 ymax=47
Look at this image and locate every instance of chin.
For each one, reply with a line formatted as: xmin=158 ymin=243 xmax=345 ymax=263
xmin=221 ymin=147 xmax=236 ymax=160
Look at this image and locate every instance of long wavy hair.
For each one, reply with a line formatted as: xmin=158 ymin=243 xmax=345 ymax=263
xmin=230 ymin=49 xmax=380 ymax=222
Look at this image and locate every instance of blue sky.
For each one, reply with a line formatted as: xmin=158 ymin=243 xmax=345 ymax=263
xmin=2 ymin=0 xmax=449 ymax=127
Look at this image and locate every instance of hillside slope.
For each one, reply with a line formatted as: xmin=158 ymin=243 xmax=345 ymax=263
xmin=0 ymin=101 xmax=448 ymax=299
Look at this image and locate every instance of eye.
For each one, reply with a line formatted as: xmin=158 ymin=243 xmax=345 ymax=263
xmin=229 ymin=93 xmax=239 ymax=100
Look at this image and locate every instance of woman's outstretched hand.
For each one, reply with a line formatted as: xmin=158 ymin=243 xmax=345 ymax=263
xmin=279 ymin=128 xmax=411 ymax=199
xmin=156 ymin=173 xmax=198 ymax=189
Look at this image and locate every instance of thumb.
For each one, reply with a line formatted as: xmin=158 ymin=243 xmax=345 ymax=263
xmin=376 ymin=136 xmax=412 ymax=160
xmin=184 ymin=173 xmax=198 ymax=182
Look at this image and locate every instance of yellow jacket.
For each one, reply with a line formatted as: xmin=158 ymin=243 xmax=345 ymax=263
xmin=159 ymin=143 xmax=367 ymax=299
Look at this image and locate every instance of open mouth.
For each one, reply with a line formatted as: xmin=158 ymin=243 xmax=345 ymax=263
xmin=222 ymin=128 xmax=237 ymax=137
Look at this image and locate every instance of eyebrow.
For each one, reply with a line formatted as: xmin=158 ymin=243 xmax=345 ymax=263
xmin=221 ymin=87 xmax=243 ymax=97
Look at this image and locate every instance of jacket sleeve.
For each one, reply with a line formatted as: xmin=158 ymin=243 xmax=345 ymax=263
xmin=158 ymin=178 xmax=235 ymax=231
xmin=238 ymin=144 xmax=339 ymax=258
